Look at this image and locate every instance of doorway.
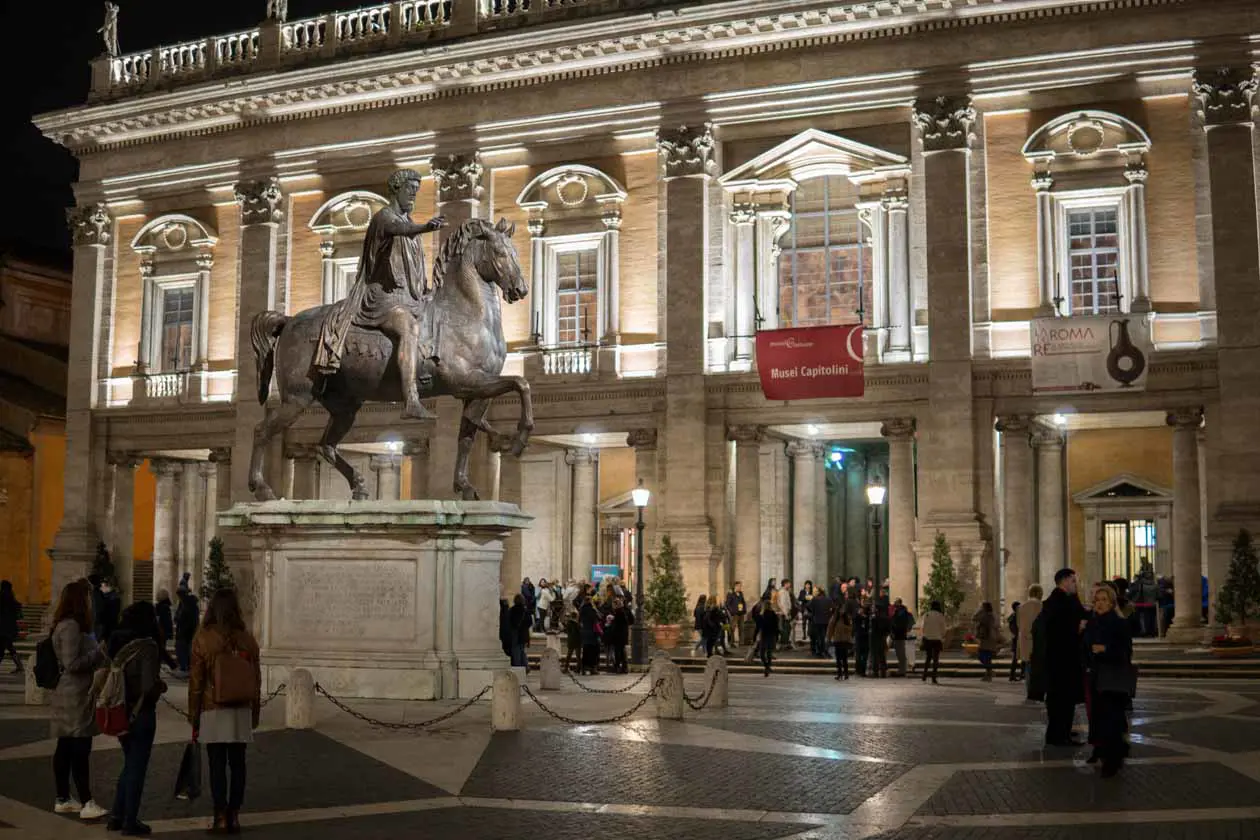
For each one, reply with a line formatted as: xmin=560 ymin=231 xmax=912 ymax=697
xmin=1102 ymin=518 xmax=1156 ymax=580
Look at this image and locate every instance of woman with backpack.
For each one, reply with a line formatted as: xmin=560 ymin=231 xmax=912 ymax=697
xmin=0 ymin=580 xmax=22 ymax=673
xmin=105 ymin=601 xmax=167 ymax=835
xmin=189 ymin=589 xmax=261 ymax=834
xmin=48 ymin=579 xmax=109 ymax=820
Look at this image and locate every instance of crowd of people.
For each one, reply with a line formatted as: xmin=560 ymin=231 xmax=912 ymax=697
xmin=13 ymin=572 xmax=263 ymax=835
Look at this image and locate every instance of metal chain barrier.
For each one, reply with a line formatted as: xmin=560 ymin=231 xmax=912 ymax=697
xmin=565 ymin=669 xmax=649 ymax=695
xmin=683 ymin=667 xmax=722 ymax=711
xmin=259 ymin=683 xmax=286 ymax=708
xmin=314 ymin=683 xmax=490 ymax=730
xmin=159 ymin=694 xmax=190 ymax=721
xmin=521 ymin=679 xmax=663 ymax=726
xmin=158 ymin=682 xmax=286 ymax=721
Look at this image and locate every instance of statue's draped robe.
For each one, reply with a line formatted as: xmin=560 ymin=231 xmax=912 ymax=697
xmin=314 ymin=207 xmax=431 ymax=373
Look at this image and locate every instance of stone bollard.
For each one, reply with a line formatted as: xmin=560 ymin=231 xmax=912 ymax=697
xmin=702 ymin=655 xmax=729 ymax=709
xmin=545 ymin=633 xmax=563 ymax=654
xmin=648 ymin=651 xmax=672 ymax=687
xmin=285 ymin=668 xmax=315 ymax=729
xmin=492 ymin=669 xmax=521 ymax=731
xmin=24 ymin=656 xmax=46 ymax=706
xmin=654 ymin=660 xmax=684 ymax=720
xmin=539 ymin=648 xmax=562 ymax=691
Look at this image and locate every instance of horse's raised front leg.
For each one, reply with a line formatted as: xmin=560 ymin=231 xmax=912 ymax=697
xmin=250 ymin=395 xmax=312 ymax=501
xmin=316 ymin=398 xmax=368 ymax=500
xmin=456 ymin=376 xmax=534 ymax=457
xmin=453 ymin=398 xmax=488 ymax=502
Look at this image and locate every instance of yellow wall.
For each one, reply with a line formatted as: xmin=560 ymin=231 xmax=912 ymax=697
xmin=30 ymin=428 xmax=65 ymax=603
xmin=111 ymin=216 xmax=146 ymax=377
xmin=598 ymin=447 xmax=636 ymax=503
xmin=491 ymin=167 xmax=533 ymax=347
xmin=289 ymin=192 xmax=328 ymax=316
xmin=0 ymin=452 xmax=33 ymax=601
xmin=1067 ymin=426 xmax=1174 ymax=570
xmin=984 ymin=110 xmax=1039 ymax=316
xmin=1142 ymin=95 xmax=1198 ymax=308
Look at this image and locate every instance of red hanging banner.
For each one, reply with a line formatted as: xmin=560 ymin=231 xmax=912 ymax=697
xmin=754 ymin=324 xmax=865 ymax=401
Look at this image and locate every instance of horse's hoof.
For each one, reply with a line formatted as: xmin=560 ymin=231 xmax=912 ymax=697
xmin=461 ymin=486 xmax=480 ymax=502
xmin=511 ymin=439 xmax=526 ymax=458
xmin=253 ymin=487 xmax=276 ymax=502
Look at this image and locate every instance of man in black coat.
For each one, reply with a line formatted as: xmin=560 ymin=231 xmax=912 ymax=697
xmin=1041 ymin=568 xmax=1087 ymax=746
xmin=808 ymin=592 xmax=832 ymax=657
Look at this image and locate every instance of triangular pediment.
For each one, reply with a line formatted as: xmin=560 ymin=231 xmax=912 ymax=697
xmin=720 ymin=128 xmax=908 ymax=186
xmin=1072 ymin=473 xmax=1172 ymax=503
xmin=598 ymin=490 xmax=639 ymax=515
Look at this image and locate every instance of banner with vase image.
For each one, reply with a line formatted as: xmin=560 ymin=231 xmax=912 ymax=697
xmin=1030 ymin=315 xmax=1151 ymax=395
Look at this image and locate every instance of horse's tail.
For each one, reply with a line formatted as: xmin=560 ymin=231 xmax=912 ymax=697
xmin=250 ymin=310 xmax=288 ymax=406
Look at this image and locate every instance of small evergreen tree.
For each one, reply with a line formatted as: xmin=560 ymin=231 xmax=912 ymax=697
xmin=91 ymin=541 xmax=117 ymax=588
xmin=201 ymin=537 xmax=235 ymax=600
xmin=643 ymin=534 xmax=688 ymax=625
xmin=1216 ymin=529 xmax=1260 ymax=629
xmin=921 ymin=531 xmax=966 ymax=619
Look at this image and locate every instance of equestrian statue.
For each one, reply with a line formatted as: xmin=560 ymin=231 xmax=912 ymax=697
xmin=247 ymin=168 xmax=533 ymax=502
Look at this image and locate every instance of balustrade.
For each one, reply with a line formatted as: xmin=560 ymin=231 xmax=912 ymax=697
xmin=541 ymin=347 xmax=594 ymax=376
xmin=143 ymin=371 xmax=188 ymax=402
xmin=336 ymin=4 xmax=392 ymax=44
xmin=483 ymin=0 xmax=592 ymax=18
xmin=215 ymin=30 xmax=259 ymax=65
xmin=159 ymin=41 xmax=208 ymax=76
xmin=283 ymin=17 xmax=327 ymax=52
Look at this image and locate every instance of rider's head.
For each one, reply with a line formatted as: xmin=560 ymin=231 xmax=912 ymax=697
xmin=387 ymin=169 xmax=422 ymax=212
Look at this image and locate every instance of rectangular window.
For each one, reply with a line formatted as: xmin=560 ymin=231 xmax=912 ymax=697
xmin=159 ymin=287 xmax=195 ymax=372
xmin=1067 ymin=207 xmax=1120 ymax=315
xmin=1103 ymin=518 xmax=1156 ymax=580
xmin=556 ymin=250 xmax=598 ymax=345
xmin=777 ymin=176 xmax=871 ymax=328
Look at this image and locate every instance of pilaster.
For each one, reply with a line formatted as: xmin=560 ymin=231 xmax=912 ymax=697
xmin=1031 ymin=423 xmax=1066 ymax=588
xmin=371 ymin=454 xmax=403 ymax=501
xmin=566 ymin=448 xmax=598 ymax=578
xmin=108 ymin=452 xmax=139 ymax=603
xmin=728 ymin=425 xmax=764 ymax=596
xmin=787 ymin=441 xmax=822 ymax=589
xmin=493 ymin=433 xmax=523 ymax=593
xmin=404 ymin=440 xmax=430 ymax=500
xmin=882 ymin=418 xmax=917 ymax=605
xmin=151 ymin=459 xmax=182 ymax=600
xmin=997 ymin=415 xmax=1035 ymax=604
xmin=1167 ymin=407 xmax=1205 ymax=642
xmin=627 ymin=429 xmax=660 ymax=565
xmin=287 ymin=444 xmax=321 ymax=500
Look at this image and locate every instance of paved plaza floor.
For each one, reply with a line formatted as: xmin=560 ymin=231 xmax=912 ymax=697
xmin=2 ymin=665 xmax=1260 ymax=839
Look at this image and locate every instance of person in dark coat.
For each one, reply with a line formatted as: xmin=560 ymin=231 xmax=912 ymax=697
xmin=0 ymin=580 xmax=22 ymax=673
xmin=498 ymin=598 xmax=512 ymax=658
xmin=91 ymin=576 xmax=121 ymax=648
xmin=608 ymin=598 xmax=633 ymax=673
xmin=753 ymin=598 xmax=779 ymax=676
xmin=854 ymin=601 xmax=872 ymax=676
xmin=702 ymin=601 xmax=725 ymax=657
xmin=691 ymin=595 xmax=708 ymax=655
xmin=808 ymin=592 xmax=832 ymax=658
xmin=154 ymin=589 xmax=177 ymax=670
xmin=870 ymin=601 xmax=892 ymax=678
xmin=578 ymin=596 xmax=602 ymax=675
xmin=173 ymin=587 xmax=200 ymax=675
xmin=520 ymin=578 xmax=537 ymax=628
xmin=507 ymin=595 xmax=531 ymax=668
xmin=1041 ymin=568 xmax=1087 ymax=746
xmin=1006 ymin=601 xmax=1022 ymax=681
xmin=725 ymin=583 xmax=747 ymax=648
xmin=105 ymin=601 xmax=167 ymax=835
xmin=890 ymin=599 xmax=914 ymax=677
xmin=1084 ymin=583 xmax=1134 ymax=777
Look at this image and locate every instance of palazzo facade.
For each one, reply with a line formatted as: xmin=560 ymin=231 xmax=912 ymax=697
xmin=30 ymin=0 xmax=1260 ymax=642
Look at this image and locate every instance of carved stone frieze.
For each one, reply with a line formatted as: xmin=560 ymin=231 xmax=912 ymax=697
xmin=912 ymin=95 xmax=976 ymax=152
xmin=234 ymin=178 xmax=284 ymax=225
xmin=1193 ymin=67 xmax=1258 ymax=126
xmin=431 ymin=153 xmax=485 ymax=204
xmin=626 ymin=428 xmax=657 ymax=451
xmin=729 ymin=202 xmax=757 ymax=225
xmin=880 ymin=418 xmax=916 ymax=440
xmin=994 ymin=414 xmax=1032 ymax=435
xmin=67 ymin=203 xmax=113 ymax=247
xmin=657 ymin=123 xmax=717 ymax=178
xmin=726 ymin=424 xmax=765 ymax=445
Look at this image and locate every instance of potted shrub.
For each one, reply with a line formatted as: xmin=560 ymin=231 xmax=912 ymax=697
xmin=1209 ymin=635 xmax=1255 ymax=658
xmin=1215 ymin=529 xmax=1260 ymax=648
xmin=961 ymin=633 xmax=980 ymax=657
xmin=921 ymin=532 xmax=967 ymax=647
xmin=643 ymin=534 xmax=687 ymax=649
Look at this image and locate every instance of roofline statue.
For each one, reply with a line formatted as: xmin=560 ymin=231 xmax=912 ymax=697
xmin=98 ymin=2 xmax=120 ymax=58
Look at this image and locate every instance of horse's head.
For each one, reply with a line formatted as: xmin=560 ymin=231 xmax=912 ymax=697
xmin=474 ymin=218 xmax=528 ymax=304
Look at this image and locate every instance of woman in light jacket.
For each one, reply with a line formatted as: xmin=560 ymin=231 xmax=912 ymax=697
xmin=49 ymin=579 xmax=108 ymax=820
xmin=1017 ymin=584 xmax=1044 ymax=699
xmin=189 ymin=588 xmax=262 ymax=834
xmin=919 ymin=601 xmax=946 ymax=685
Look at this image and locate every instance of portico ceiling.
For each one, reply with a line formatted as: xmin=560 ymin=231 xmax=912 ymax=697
xmin=772 ymin=422 xmax=885 ymax=442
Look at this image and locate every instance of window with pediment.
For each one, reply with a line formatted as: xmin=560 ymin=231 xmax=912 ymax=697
xmin=308 ymin=191 xmax=390 ymax=304
xmin=130 ymin=215 xmax=217 ymax=374
xmin=777 ymin=175 xmax=872 ymax=328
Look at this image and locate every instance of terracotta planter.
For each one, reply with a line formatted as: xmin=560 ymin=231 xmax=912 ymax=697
xmin=1210 ymin=644 xmax=1255 ymax=659
xmin=651 ymin=624 xmax=683 ymax=650
xmin=961 ymin=643 xmax=980 ymax=657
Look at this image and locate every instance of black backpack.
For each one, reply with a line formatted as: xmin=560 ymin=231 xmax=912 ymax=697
xmin=34 ymin=633 xmax=61 ymax=689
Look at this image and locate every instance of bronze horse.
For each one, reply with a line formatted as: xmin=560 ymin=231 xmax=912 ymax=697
xmin=248 ymin=217 xmax=533 ymax=501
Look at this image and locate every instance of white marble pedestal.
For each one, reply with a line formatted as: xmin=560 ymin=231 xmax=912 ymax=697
xmin=219 ymin=500 xmax=531 ymax=700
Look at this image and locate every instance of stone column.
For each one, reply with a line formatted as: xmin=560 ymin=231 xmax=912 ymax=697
xmin=527 ymin=218 xmax=545 ymax=342
xmin=210 ymin=448 xmax=232 ymax=519
xmin=196 ymin=461 xmax=216 ymax=594
xmin=602 ymin=214 xmax=621 ymax=343
xmin=97 ymin=458 xmax=117 ymax=559
xmin=109 ymin=453 xmax=139 ymax=603
xmin=730 ymin=204 xmax=757 ymax=365
xmin=911 ymin=95 xmax=987 ymax=612
xmin=627 ymin=429 xmax=660 ymax=574
xmin=319 ymin=239 xmax=337 ymax=303
xmin=728 ymin=426 xmax=764 ymax=594
xmin=1193 ymin=68 xmax=1260 ymax=634
xmin=288 ymin=445 xmax=320 ymax=500
xmin=231 ymin=178 xmax=283 ymax=502
xmin=405 ymin=440 xmax=430 ymax=500
xmin=884 ymin=191 xmax=912 ymax=360
xmin=494 ymin=434 xmax=523 ymax=593
xmin=1167 ymin=407 xmax=1204 ymax=642
xmin=659 ymin=124 xmax=718 ymax=599
xmin=567 ymin=449 xmax=598 ymax=577
xmin=1124 ymin=163 xmax=1152 ymax=313
xmin=997 ymin=416 xmax=1035 ymax=604
xmin=1033 ymin=174 xmax=1058 ymax=315
xmin=372 ymin=455 xmax=402 ymax=501
xmin=788 ymin=442 xmax=820 ymax=588
xmin=179 ymin=463 xmax=201 ymax=584
xmin=50 ymin=203 xmax=113 ymax=593
xmin=1031 ymin=423 xmax=1066 ymax=586
xmin=845 ymin=451 xmax=868 ymax=583
xmin=857 ymin=200 xmax=889 ymax=360
xmin=151 ymin=460 xmax=182 ymax=600
xmin=882 ymin=419 xmax=917 ymax=605
xmin=814 ymin=450 xmax=828 ymax=586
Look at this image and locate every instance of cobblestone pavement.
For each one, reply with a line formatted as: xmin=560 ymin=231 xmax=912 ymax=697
xmin=2 ymin=666 xmax=1260 ymax=839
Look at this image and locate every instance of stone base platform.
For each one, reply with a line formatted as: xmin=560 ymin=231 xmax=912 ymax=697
xmin=219 ymin=500 xmax=531 ymax=700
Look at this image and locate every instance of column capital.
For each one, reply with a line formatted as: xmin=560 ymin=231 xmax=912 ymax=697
xmin=284 ymin=443 xmax=321 ymax=461
xmin=67 ymin=203 xmax=113 ymax=247
xmin=197 ymin=461 xmax=217 ymax=479
xmin=106 ymin=450 xmax=141 ymax=468
xmin=1030 ymin=423 xmax=1065 ymax=449
xmin=565 ymin=448 xmax=597 ymax=467
xmin=430 ymin=152 xmax=485 ymax=203
xmin=1193 ymin=67 xmax=1258 ymax=126
xmin=730 ymin=202 xmax=757 ymax=225
xmin=1031 ymin=174 xmax=1054 ymax=193
xmin=995 ymin=414 xmax=1033 ymax=435
xmin=319 ymin=239 xmax=336 ymax=259
xmin=786 ymin=440 xmax=823 ymax=461
xmin=487 ymin=432 xmax=517 ymax=454
xmin=1124 ymin=161 xmax=1149 ymax=185
xmin=234 ymin=178 xmax=284 ymax=225
xmin=880 ymin=189 xmax=909 ymax=213
xmin=880 ymin=417 xmax=916 ymax=440
xmin=402 ymin=439 xmax=430 ymax=458
xmin=726 ymin=424 xmax=766 ymax=445
xmin=149 ymin=458 xmax=181 ymax=478
xmin=657 ymin=123 xmax=717 ymax=179
xmin=370 ymin=454 xmax=402 ymax=472
xmin=626 ymin=428 xmax=658 ymax=451
xmin=1166 ymin=406 xmax=1205 ymax=430
xmin=209 ymin=447 xmax=232 ymax=464
xmin=912 ymin=95 xmax=976 ymax=152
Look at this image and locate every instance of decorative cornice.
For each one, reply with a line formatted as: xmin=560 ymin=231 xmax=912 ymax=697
xmin=913 ymin=95 xmax=976 ymax=152
xmin=68 ymin=203 xmax=113 ymax=247
xmin=657 ymin=123 xmax=717 ymax=179
xmin=1193 ymin=67 xmax=1258 ymax=126
xmin=431 ymin=153 xmax=485 ymax=204
xmin=235 ymin=178 xmax=284 ymax=225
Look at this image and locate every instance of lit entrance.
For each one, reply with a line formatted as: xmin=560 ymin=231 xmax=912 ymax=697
xmin=1102 ymin=518 xmax=1157 ymax=580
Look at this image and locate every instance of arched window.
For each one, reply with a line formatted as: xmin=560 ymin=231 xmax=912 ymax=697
xmin=308 ymin=191 xmax=390 ymax=304
xmin=130 ymin=214 xmax=217 ymax=375
xmin=777 ymin=175 xmax=871 ymax=328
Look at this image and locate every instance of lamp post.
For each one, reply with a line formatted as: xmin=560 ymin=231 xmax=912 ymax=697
xmin=866 ymin=473 xmax=886 ymax=592
xmin=631 ymin=478 xmax=651 ymax=666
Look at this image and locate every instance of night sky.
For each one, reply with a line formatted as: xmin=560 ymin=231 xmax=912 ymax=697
xmin=0 ymin=0 xmax=344 ymax=260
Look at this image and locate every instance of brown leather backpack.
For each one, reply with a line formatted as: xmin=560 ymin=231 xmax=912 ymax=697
xmin=213 ymin=635 xmax=258 ymax=706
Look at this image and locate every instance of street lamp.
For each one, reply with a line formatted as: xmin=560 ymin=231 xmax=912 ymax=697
xmin=866 ymin=473 xmax=886 ymax=591
xmin=631 ymin=478 xmax=651 ymax=666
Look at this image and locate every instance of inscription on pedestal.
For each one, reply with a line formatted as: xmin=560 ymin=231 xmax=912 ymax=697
xmin=285 ymin=559 xmax=416 ymax=642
